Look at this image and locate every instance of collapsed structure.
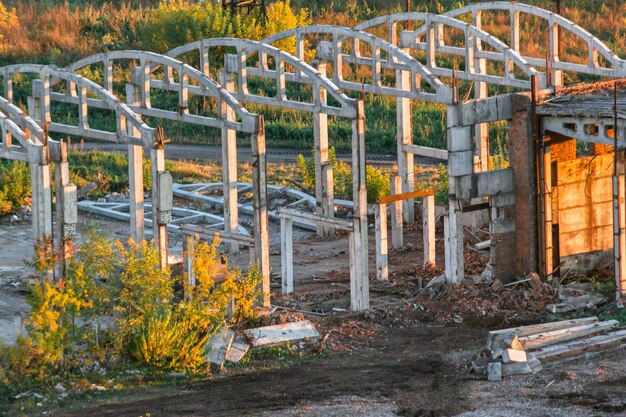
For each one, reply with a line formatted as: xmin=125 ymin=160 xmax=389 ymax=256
xmin=2 ymin=2 xmax=626 ymax=311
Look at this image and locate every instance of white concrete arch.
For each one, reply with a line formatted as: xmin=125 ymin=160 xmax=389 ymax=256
xmin=69 ymin=51 xmax=259 ymax=134
xmin=167 ymin=38 xmax=369 ymax=310
xmin=66 ymin=52 xmax=270 ymax=289
xmin=167 ymin=38 xmax=360 ymax=117
xmin=444 ymin=1 xmax=626 ymax=84
xmin=260 ymin=25 xmax=453 ymax=103
xmin=354 ymin=13 xmax=546 ymax=90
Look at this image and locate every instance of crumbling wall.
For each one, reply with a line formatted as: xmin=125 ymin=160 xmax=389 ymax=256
xmin=556 ymin=154 xmax=614 ymax=264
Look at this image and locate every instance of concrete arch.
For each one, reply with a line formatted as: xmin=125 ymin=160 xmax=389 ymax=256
xmin=167 ymin=38 xmax=359 ymax=117
xmin=66 ymin=52 xmax=270 ymax=289
xmin=69 ymin=51 xmax=259 ymax=134
xmin=0 ymin=96 xmax=46 ymax=164
xmin=1 ymin=64 xmax=155 ymax=148
xmin=167 ymin=38 xmax=369 ymax=310
xmin=444 ymin=1 xmax=626 ymax=83
xmin=354 ymin=13 xmax=545 ymax=90
xmin=260 ymin=25 xmax=453 ymax=103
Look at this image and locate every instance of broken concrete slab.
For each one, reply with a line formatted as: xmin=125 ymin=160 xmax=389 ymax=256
xmin=487 ymin=362 xmax=502 ymax=381
xmin=519 ymin=320 xmax=619 ymax=350
xmin=527 ymin=353 xmax=543 ymax=373
xmin=244 ymin=320 xmax=320 ymax=348
xmin=206 ymin=328 xmax=235 ymax=370
xmin=546 ymin=294 xmax=607 ymax=314
xmin=533 ymin=329 xmax=626 ymax=362
xmin=502 ymin=348 xmax=527 ymax=363
xmin=502 ymin=361 xmax=532 ymax=376
xmin=225 ymin=335 xmax=250 ymax=363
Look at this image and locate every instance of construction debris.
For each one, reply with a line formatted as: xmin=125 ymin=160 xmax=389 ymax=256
xmin=225 ymin=334 xmax=250 ymax=363
xmin=476 ymin=316 xmax=626 ymax=381
xmin=206 ymin=328 xmax=235 ymax=370
xmin=546 ymin=283 xmax=607 ymax=313
xmin=244 ymin=320 xmax=320 ymax=348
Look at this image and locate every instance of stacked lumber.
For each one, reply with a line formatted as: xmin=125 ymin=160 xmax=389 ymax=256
xmin=473 ymin=317 xmax=625 ymax=381
xmin=206 ymin=320 xmax=320 ymax=370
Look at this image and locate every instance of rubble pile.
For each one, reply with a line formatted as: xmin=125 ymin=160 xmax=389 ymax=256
xmin=206 ymin=319 xmax=321 ymax=370
xmin=418 ymin=272 xmax=559 ymax=324
xmin=472 ymin=317 xmax=626 ymax=381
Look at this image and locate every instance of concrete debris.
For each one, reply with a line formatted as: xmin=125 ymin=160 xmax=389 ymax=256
xmin=475 ymin=316 xmax=626 ymax=381
xmin=206 ymin=328 xmax=235 ymax=370
xmin=487 ymin=362 xmax=502 ymax=381
xmin=244 ymin=320 xmax=320 ymax=348
xmin=546 ymin=283 xmax=607 ymax=314
xmin=225 ymin=335 xmax=250 ymax=364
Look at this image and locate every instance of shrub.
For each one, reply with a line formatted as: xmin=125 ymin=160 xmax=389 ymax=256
xmin=297 ymin=147 xmax=389 ymax=203
xmin=0 ymin=159 xmax=30 ymax=216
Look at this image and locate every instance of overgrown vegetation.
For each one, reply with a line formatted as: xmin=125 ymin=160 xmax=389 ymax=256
xmin=0 ymin=229 xmax=262 ymax=414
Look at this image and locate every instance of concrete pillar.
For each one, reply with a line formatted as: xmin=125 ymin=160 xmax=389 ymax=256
xmin=183 ymin=233 xmax=196 ymax=300
xmin=375 ymin=203 xmax=388 ymax=280
xmin=423 ymin=194 xmax=436 ymax=266
xmin=390 ymin=175 xmax=403 ymax=249
xmin=473 ymin=10 xmax=490 ymax=173
xmin=53 ymin=142 xmax=77 ymax=280
xmin=509 ymin=94 xmax=538 ymax=276
xmin=280 ymin=216 xmax=293 ymax=293
xmin=220 ymin=71 xmax=240 ymax=253
xmin=313 ymin=62 xmax=334 ymax=236
xmin=396 ymin=68 xmax=415 ymax=223
xmin=150 ymin=145 xmax=168 ymax=269
xmin=251 ymin=116 xmax=271 ymax=307
xmin=543 ymin=145 xmax=554 ymax=276
xmin=350 ymin=100 xmax=369 ymax=311
xmin=126 ymin=83 xmax=145 ymax=242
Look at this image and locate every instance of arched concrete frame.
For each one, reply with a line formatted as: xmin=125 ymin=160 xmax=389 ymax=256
xmin=353 ymin=13 xmax=546 ymax=229
xmin=66 ymin=51 xmax=269 ymax=290
xmin=259 ymin=25 xmax=453 ymax=222
xmin=166 ymin=38 xmax=369 ymax=311
xmin=444 ymin=1 xmax=626 ymax=86
xmin=0 ymin=96 xmax=76 ymax=279
xmin=0 ymin=64 xmax=155 ymax=276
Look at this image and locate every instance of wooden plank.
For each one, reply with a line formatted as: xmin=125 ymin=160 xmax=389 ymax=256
xmin=243 ymin=320 xmax=320 ymax=348
xmin=379 ymin=188 xmax=435 ymax=205
xmin=487 ymin=317 xmax=599 ymax=349
xmin=534 ymin=329 xmax=626 ymax=362
xmin=520 ymin=320 xmax=619 ymax=350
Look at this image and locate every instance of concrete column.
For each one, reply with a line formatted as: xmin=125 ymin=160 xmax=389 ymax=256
xmin=473 ymin=10 xmax=490 ymax=173
xmin=423 ymin=194 xmax=436 ymax=266
xmin=220 ymin=71 xmax=240 ymax=252
xmin=150 ymin=145 xmax=168 ymax=269
xmin=543 ymin=145 xmax=554 ymax=275
xmin=31 ymin=163 xmax=53 ymax=241
xmin=251 ymin=116 xmax=271 ymax=307
xmin=183 ymin=233 xmax=196 ymax=300
xmin=313 ymin=62 xmax=334 ymax=236
xmin=280 ymin=216 xmax=293 ymax=293
xmin=350 ymin=100 xmax=369 ymax=311
xmin=509 ymin=94 xmax=538 ymax=275
xmin=390 ymin=175 xmax=403 ymax=249
xmin=53 ymin=142 xmax=77 ymax=280
xmin=396 ymin=68 xmax=415 ymax=223
xmin=375 ymin=203 xmax=388 ymax=280
xmin=126 ymin=83 xmax=144 ymax=242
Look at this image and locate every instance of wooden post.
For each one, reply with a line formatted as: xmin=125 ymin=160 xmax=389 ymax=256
xmin=375 ymin=203 xmax=389 ymax=280
xmin=350 ymin=100 xmax=369 ymax=311
xmin=126 ymin=83 xmax=145 ymax=243
xmin=390 ymin=175 xmax=404 ymax=249
xmin=423 ymin=194 xmax=436 ymax=266
xmin=220 ymin=71 xmax=240 ymax=253
xmin=280 ymin=216 xmax=293 ymax=294
xmin=252 ymin=116 xmax=271 ymax=307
